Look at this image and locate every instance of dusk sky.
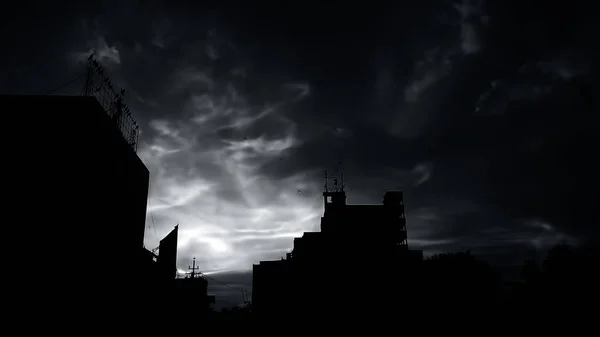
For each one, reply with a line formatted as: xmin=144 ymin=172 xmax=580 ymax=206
xmin=2 ymin=0 xmax=597 ymax=308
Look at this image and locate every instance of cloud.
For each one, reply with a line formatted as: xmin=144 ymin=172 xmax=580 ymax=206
xmin=152 ymin=36 xmax=165 ymax=49
xmin=151 ymin=18 xmax=172 ymax=49
xmin=402 ymin=1 xmax=487 ymax=103
xmin=171 ymin=67 xmax=215 ymax=93
xmin=21 ymin=2 xmax=598 ymax=308
xmin=136 ymin=44 xmax=318 ymax=274
xmin=454 ymin=0 xmax=488 ymax=55
xmin=373 ymin=1 xmax=489 ymax=140
xmin=407 ymin=204 xmax=579 ymax=264
xmin=404 ymin=73 xmax=440 ymax=103
xmin=474 ymin=49 xmax=594 ymax=115
xmin=72 ymin=36 xmax=121 ymax=66
xmin=413 ymin=162 xmax=433 ymax=186
xmin=206 ymin=45 xmax=219 ymax=60
xmin=403 ymin=48 xmax=455 ymax=104
xmin=284 ymin=83 xmax=311 ymax=102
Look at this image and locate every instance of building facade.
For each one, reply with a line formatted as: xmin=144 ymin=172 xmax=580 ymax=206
xmin=252 ymin=187 xmax=423 ymax=320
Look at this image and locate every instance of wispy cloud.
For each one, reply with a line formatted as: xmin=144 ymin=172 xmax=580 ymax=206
xmin=376 ymin=1 xmax=488 ymax=140
xmin=474 ymin=50 xmax=592 ymax=115
xmin=407 ymin=204 xmax=580 ymax=261
xmin=454 ymin=0 xmax=488 ymax=55
xmin=413 ymin=162 xmax=434 ymax=186
xmin=404 ymin=48 xmax=455 ymax=103
xmin=13 ymin=1 xmax=597 ymax=309
xmin=171 ymin=67 xmax=215 ymax=93
xmin=137 ymin=45 xmax=317 ymax=272
xmin=403 ymin=1 xmax=487 ymax=103
xmin=72 ymin=36 xmax=121 ymax=66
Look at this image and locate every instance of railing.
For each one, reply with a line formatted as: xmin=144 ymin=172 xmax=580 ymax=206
xmin=82 ymin=55 xmax=139 ymax=152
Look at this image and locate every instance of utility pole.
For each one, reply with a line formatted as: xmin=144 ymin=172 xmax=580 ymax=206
xmin=187 ymin=257 xmax=200 ymax=279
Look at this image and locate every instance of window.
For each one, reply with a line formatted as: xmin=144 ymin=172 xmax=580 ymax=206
xmin=327 ymin=196 xmax=332 ymax=203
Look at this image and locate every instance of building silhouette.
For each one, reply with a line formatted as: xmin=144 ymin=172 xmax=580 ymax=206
xmin=3 ymin=55 xmax=222 ymax=326
xmin=4 ymin=91 xmax=215 ymax=325
xmin=138 ymin=226 xmax=216 ymax=321
xmin=173 ymin=258 xmax=216 ymax=320
xmin=252 ymin=171 xmax=423 ymax=320
xmin=156 ymin=224 xmax=179 ymax=281
xmin=139 ymin=225 xmax=179 ymax=290
xmin=4 ymin=93 xmax=150 ymax=322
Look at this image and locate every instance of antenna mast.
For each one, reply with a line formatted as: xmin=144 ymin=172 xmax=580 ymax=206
xmin=187 ymin=257 xmax=201 ymax=279
xmin=81 ymin=54 xmax=140 ymax=152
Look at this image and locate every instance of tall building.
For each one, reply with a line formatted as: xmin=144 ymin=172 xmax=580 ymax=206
xmin=252 ymin=172 xmax=423 ymax=320
xmin=157 ymin=224 xmax=179 ymax=282
xmin=4 ymin=93 xmax=149 ymax=321
xmin=5 ymin=58 xmax=217 ymax=327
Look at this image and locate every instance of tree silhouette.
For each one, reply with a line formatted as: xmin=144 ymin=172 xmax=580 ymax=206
xmin=421 ymin=251 xmax=499 ymax=313
xmin=509 ymin=243 xmax=599 ymax=314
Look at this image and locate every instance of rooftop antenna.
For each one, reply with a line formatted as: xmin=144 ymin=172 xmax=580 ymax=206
xmin=81 ymin=54 xmax=140 ymax=152
xmin=187 ymin=257 xmax=201 ymax=279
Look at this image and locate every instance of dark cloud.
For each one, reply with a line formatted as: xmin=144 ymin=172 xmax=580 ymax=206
xmin=3 ymin=0 xmax=599 ymax=307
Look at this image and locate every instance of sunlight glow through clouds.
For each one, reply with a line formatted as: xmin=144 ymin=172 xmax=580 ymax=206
xmin=138 ymin=64 xmax=318 ymax=273
xmin=147 ymin=179 xmax=214 ymax=212
xmin=66 ymin=27 xmax=321 ymax=274
xmin=223 ymin=134 xmax=297 ymax=157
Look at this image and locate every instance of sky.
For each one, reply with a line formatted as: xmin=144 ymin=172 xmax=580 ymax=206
xmin=2 ymin=0 xmax=598 ymax=308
